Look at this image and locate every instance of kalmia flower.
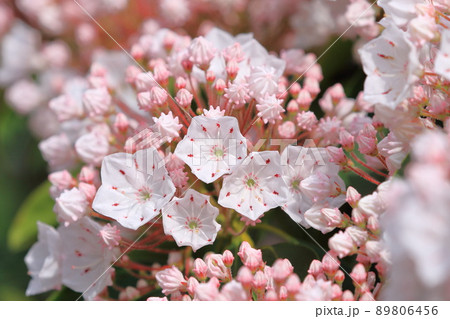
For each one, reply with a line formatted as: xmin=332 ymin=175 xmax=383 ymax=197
xmin=162 ymin=189 xmax=221 ymax=251
xmin=92 ymin=148 xmax=175 ymax=229
xmin=219 ymin=151 xmax=289 ymax=221
xmin=174 ymin=116 xmax=247 ymax=183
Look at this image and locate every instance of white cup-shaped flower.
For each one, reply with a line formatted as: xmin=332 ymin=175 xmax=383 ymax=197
xmin=280 ymin=145 xmax=346 ymax=227
xmin=174 ymin=115 xmax=247 ymax=183
xmin=59 ymin=217 xmax=119 ymax=300
xmin=25 ymin=222 xmax=62 ymax=296
xmin=92 ymin=147 xmax=175 ymax=230
xmin=162 ymin=189 xmax=221 ymax=252
xmin=218 ymin=151 xmax=289 ymax=221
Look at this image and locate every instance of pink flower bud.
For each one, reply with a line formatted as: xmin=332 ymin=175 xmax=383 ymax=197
xmin=321 ymin=208 xmax=343 ymax=227
xmin=163 ymin=31 xmax=176 ymax=52
xmin=175 ymin=77 xmax=187 ymax=90
xmin=175 ymin=88 xmax=193 ymax=109
xmin=356 ymin=124 xmax=378 ymax=156
xmin=346 ymin=186 xmax=361 ymax=208
xmin=98 ymin=224 xmax=120 ymax=249
xmin=131 ymin=43 xmax=144 ymax=60
xmin=135 ymin=72 xmax=157 ymax=92
xmin=226 ymin=60 xmax=239 ymax=80
xmin=238 ymin=242 xmax=263 ymax=272
xmin=326 ymin=146 xmax=347 ymax=166
xmin=351 ymin=207 xmax=366 ymax=225
xmin=359 ymin=292 xmax=374 ymax=301
xmin=350 ymin=263 xmax=367 ymax=285
xmin=339 ymin=130 xmax=355 ymax=151
xmin=147 ymin=296 xmax=168 ymax=301
xmin=289 ymin=82 xmax=301 ymax=98
xmin=75 ymin=128 xmax=110 ymax=167
xmin=223 ymin=43 xmax=245 ymax=62
xmin=125 ymin=65 xmax=141 ymax=84
xmin=278 ymin=121 xmax=296 ymax=138
xmin=285 ymin=274 xmax=301 ymax=296
xmin=54 ymin=188 xmax=88 ymax=226
xmin=181 ymin=56 xmax=193 ymax=73
xmin=188 ymin=36 xmax=215 ymax=70
xmin=296 ymin=89 xmax=313 ymax=110
xmin=272 ymin=259 xmax=293 ymax=283
xmin=367 ymin=216 xmax=380 ymax=234
xmin=345 ymin=226 xmax=368 ymax=247
xmin=187 ymin=277 xmax=199 ymax=296
xmin=153 ymin=62 xmax=170 ymax=86
xmin=252 ymin=271 xmax=267 ymax=292
xmin=279 ymin=286 xmax=288 ymax=300
xmin=329 ymin=231 xmax=356 ymax=258
xmin=334 ymin=270 xmax=345 ymax=284
xmin=331 ymin=284 xmax=342 ymax=300
xmin=303 ymin=77 xmax=320 ymax=99
xmin=193 ymin=279 xmax=220 ymax=301
xmin=322 ymin=253 xmax=340 ymax=276
xmin=78 ymin=182 xmax=96 ymax=203
xmin=409 ymin=16 xmax=437 ymax=45
xmin=305 ymin=64 xmax=323 ymax=81
xmin=328 ymin=83 xmax=345 ymax=105
xmin=342 ymin=290 xmax=354 ymax=301
xmin=222 ymin=250 xmax=234 ymax=268
xmin=206 ymin=70 xmax=216 ymax=83
xmin=49 ymin=170 xmax=75 ymax=190
xmin=113 ymin=113 xmax=129 ymax=133
xmin=214 ymin=79 xmax=226 ymax=95
xmin=155 ymin=266 xmax=187 ymax=295
xmin=308 ymin=260 xmax=323 ymax=277
xmin=365 ymin=240 xmax=382 ymax=263
xmin=296 ymin=111 xmax=318 ymax=131
xmin=205 ymin=254 xmax=228 ymax=280
xmin=83 ymin=87 xmax=111 ymax=117
xmin=150 ymin=86 xmax=168 ymax=107
xmin=49 ymin=94 xmax=83 ymax=122
xmin=237 ymin=266 xmax=253 ymax=289
xmin=79 ymin=165 xmax=97 ymax=184
xmin=287 ymin=100 xmax=299 ymax=113
xmin=264 ymin=289 xmax=278 ymax=301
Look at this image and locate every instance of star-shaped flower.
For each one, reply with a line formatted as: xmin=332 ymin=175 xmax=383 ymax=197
xmin=218 ymin=151 xmax=289 ymax=221
xmin=174 ymin=115 xmax=247 ymax=183
xmin=162 ymin=189 xmax=221 ymax=252
xmin=92 ymin=147 xmax=175 ymax=230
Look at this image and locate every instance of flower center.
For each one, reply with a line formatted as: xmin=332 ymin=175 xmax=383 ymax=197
xmin=211 ymin=145 xmax=225 ymax=160
xmin=185 ymin=217 xmax=202 ymax=231
xmin=214 ymin=148 xmax=224 ymax=157
xmin=244 ymin=174 xmax=259 ymax=190
xmin=137 ymin=187 xmax=152 ymax=203
xmin=188 ymin=220 xmax=198 ymax=229
xmin=290 ymin=178 xmax=301 ymax=193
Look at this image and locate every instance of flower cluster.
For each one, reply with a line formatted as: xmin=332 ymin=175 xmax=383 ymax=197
xmin=153 ymin=241 xmax=377 ymax=301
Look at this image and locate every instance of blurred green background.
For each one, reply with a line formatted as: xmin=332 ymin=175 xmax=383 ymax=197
xmin=0 ymin=94 xmax=48 ymax=300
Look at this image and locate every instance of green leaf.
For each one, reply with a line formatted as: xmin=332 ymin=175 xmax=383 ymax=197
xmin=7 ymin=181 xmax=56 ymax=252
